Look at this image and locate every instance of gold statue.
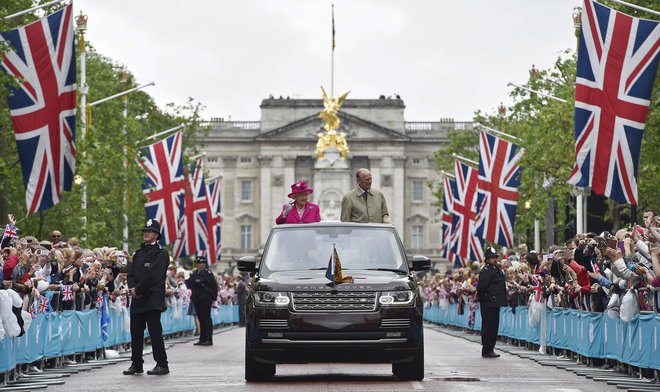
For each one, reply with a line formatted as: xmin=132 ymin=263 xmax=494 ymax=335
xmin=316 ymin=86 xmax=350 ymax=160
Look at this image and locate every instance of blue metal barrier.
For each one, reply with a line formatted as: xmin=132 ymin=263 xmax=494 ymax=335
xmin=423 ymin=303 xmax=660 ymax=370
xmin=0 ymin=304 xmax=238 ymax=373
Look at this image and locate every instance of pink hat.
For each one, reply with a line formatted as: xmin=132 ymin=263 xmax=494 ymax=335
xmin=288 ymin=181 xmax=313 ymax=199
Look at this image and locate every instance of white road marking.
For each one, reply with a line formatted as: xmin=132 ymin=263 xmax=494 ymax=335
xmin=411 ymin=381 xmax=424 ymax=390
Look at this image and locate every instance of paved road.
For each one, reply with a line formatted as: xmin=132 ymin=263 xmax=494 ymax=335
xmin=41 ymin=325 xmax=635 ymax=392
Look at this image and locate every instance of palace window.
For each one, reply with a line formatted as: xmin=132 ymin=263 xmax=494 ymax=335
xmin=411 ymin=225 xmax=424 ymax=249
xmin=240 ymin=225 xmax=252 ymax=249
xmin=412 ymin=180 xmax=424 ymax=202
xmin=240 ymin=180 xmax=252 ymax=202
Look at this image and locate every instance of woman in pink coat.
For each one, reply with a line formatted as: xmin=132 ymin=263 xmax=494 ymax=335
xmin=275 ymin=181 xmax=321 ymax=224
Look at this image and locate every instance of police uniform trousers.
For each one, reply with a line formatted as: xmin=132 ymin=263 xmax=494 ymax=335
xmin=480 ymin=306 xmax=500 ymax=355
xmin=194 ymin=299 xmax=213 ymax=343
xmin=130 ymin=310 xmax=168 ymax=367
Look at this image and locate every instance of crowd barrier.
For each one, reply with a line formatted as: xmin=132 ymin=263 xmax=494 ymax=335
xmin=423 ymin=303 xmax=660 ymax=370
xmin=0 ymin=304 xmax=239 ymax=373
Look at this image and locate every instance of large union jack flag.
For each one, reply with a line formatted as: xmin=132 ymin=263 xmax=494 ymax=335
xmin=450 ymin=160 xmax=484 ymax=266
xmin=474 ymin=131 xmax=524 ymax=248
xmin=0 ymin=5 xmax=76 ymax=215
xmin=173 ymin=158 xmax=209 ymax=258
xmin=138 ymin=131 xmax=185 ymax=245
xmin=440 ymin=176 xmax=455 ymax=260
xmin=568 ymin=0 xmax=660 ymax=205
xmin=205 ymin=178 xmax=222 ymax=265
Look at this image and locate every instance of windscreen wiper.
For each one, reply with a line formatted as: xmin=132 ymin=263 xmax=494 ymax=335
xmin=359 ymin=268 xmax=408 ymax=274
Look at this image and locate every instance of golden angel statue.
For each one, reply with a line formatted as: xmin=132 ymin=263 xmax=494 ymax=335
xmin=316 ymin=86 xmax=350 ymax=160
xmin=319 ymin=86 xmax=350 ymax=132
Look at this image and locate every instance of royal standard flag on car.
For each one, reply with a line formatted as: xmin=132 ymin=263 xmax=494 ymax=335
xmin=326 ymin=244 xmax=353 ymax=285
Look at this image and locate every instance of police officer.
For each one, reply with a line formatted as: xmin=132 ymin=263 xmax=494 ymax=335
xmin=477 ymin=247 xmax=507 ymax=358
xmin=123 ymin=219 xmax=170 ymax=375
xmin=187 ymin=255 xmax=218 ymax=346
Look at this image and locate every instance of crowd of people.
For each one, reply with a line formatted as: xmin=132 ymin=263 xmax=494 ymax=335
xmin=0 ymin=214 xmax=245 ymax=344
xmin=420 ymin=210 xmax=660 ymax=364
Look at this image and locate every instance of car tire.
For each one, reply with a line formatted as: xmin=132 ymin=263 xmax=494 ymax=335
xmin=245 ymin=335 xmax=276 ymax=381
xmin=392 ymin=342 xmax=424 ymax=381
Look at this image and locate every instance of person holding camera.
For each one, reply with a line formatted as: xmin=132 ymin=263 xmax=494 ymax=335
xmin=477 ymin=247 xmax=506 ymax=358
xmin=123 ymin=219 xmax=170 ymax=376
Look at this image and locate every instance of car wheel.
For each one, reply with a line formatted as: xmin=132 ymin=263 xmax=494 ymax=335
xmin=245 ymin=334 xmax=276 ymax=381
xmin=392 ymin=342 xmax=424 ymax=381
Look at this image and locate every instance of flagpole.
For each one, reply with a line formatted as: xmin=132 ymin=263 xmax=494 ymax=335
xmin=474 ymin=123 xmax=523 ymax=143
xmin=331 ymin=4 xmax=335 ymax=97
xmin=451 ymin=153 xmax=478 ymax=167
xmin=89 ymin=82 xmax=155 ymax=107
xmin=3 ymin=0 xmax=66 ymax=20
xmin=141 ymin=124 xmax=186 ymax=144
xmin=507 ymin=82 xmax=567 ymax=104
xmin=605 ymin=0 xmax=660 ymax=17
xmin=76 ymin=12 xmax=89 ymax=243
xmin=440 ymin=170 xmax=455 ymax=179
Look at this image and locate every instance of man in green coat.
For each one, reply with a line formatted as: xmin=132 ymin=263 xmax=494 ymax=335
xmin=340 ymin=168 xmax=391 ymax=224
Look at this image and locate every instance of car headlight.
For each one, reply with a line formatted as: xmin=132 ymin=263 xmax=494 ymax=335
xmin=254 ymin=292 xmax=290 ymax=307
xmin=379 ymin=291 xmax=414 ymax=306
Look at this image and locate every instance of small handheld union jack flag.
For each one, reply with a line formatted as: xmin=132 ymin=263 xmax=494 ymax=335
xmin=61 ymin=284 xmax=73 ymax=301
xmin=1 ymin=224 xmax=18 ymax=244
xmin=96 ymin=294 xmax=104 ymax=314
xmin=28 ymin=301 xmax=38 ymax=318
xmin=38 ymin=296 xmax=50 ymax=313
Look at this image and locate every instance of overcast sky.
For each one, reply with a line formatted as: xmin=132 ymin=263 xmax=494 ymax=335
xmin=74 ymin=0 xmax=582 ymax=122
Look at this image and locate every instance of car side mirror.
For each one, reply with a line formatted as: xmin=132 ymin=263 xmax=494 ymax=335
xmin=237 ymin=256 xmax=257 ymax=272
xmin=411 ymin=255 xmax=431 ymax=271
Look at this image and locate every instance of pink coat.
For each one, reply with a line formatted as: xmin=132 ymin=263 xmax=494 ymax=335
xmin=275 ymin=202 xmax=321 ymax=224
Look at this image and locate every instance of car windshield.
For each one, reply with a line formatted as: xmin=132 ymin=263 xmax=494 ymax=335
xmin=260 ymin=226 xmax=407 ymax=274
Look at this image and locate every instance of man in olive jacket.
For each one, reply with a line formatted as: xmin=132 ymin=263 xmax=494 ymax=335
xmin=123 ymin=219 xmax=170 ymax=376
xmin=186 ymin=256 xmax=218 ymax=346
xmin=340 ymin=168 xmax=391 ymax=224
xmin=477 ymin=247 xmax=507 ymax=358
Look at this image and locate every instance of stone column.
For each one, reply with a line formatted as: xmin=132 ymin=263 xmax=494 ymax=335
xmin=392 ymin=156 xmax=406 ymax=235
xmin=221 ymin=156 xmax=237 ymax=255
xmin=258 ymin=155 xmax=273 ymax=247
xmin=283 ymin=156 xmax=296 ymax=196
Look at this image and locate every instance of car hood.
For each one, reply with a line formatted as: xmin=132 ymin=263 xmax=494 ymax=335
xmin=253 ymin=270 xmax=414 ymax=292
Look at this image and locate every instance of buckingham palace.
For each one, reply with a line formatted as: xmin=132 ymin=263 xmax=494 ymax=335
xmin=200 ymin=96 xmax=472 ymax=263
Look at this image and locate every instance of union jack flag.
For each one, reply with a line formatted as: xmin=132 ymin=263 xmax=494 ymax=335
xmin=474 ymin=131 xmax=524 ymax=248
xmin=173 ymin=158 xmax=209 ymax=258
xmin=450 ymin=160 xmax=484 ymax=265
xmin=96 ymin=294 xmax=103 ymax=313
xmin=205 ymin=178 xmax=222 ymax=265
xmin=0 ymin=5 xmax=76 ymax=215
xmin=28 ymin=301 xmax=38 ymax=318
xmin=568 ymin=0 xmax=660 ymax=205
xmin=1 ymin=224 xmax=18 ymax=244
xmin=440 ymin=176 xmax=455 ymax=260
xmin=38 ymin=296 xmax=50 ymax=313
xmin=138 ymin=131 xmax=186 ymax=245
xmin=61 ymin=284 xmax=73 ymax=301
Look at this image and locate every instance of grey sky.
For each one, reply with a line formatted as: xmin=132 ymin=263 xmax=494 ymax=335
xmin=76 ymin=0 xmax=581 ymax=122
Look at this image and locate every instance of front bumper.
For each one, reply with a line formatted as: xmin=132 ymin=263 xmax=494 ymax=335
xmin=246 ymin=306 xmax=423 ymax=364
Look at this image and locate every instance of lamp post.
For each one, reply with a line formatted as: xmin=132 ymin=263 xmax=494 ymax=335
xmin=572 ymin=7 xmax=582 ymax=50
xmin=121 ymin=71 xmax=130 ymax=252
xmin=76 ymin=11 xmax=88 ymax=242
xmin=497 ymin=102 xmax=506 ymax=131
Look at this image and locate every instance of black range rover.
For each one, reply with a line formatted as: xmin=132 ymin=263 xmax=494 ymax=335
xmin=238 ymin=222 xmax=430 ymax=381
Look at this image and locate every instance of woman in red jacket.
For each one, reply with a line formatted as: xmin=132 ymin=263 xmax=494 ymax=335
xmin=275 ymin=181 xmax=321 ymax=225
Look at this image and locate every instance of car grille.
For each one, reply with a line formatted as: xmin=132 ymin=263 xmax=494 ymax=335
xmin=257 ymin=319 xmax=289 ymax=329
xmin=380 ymin=319 xmax=411 ymax=328
xmin=291 ymin=291 xmax=377 ymax=312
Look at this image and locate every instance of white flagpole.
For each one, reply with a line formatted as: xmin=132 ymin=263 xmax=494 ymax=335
xmin=451 ymin=153 xmax=478 ymax=167
xmin=440 ymin=170 xmax=455 ymax=179
xmin=475 ymin=123 xmax=523 ymax=143
xmin=4 ymin=0 xmax=66 ymax=20
xmin=141 ymin=124 xmax=186 ymax=144
xmin=89 ymin=82 xmax=155 ymax=107
xmin=507 ymin=82 xmax=567 ymax=104
xmin=605 ymin=0 xmax=660 ymax=17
